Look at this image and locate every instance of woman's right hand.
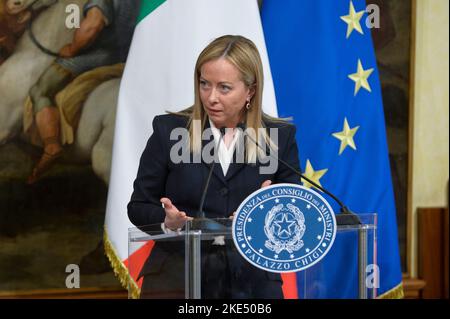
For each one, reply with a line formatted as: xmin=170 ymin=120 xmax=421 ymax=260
xmin=160 ymin=197 xmax=193 ymax=230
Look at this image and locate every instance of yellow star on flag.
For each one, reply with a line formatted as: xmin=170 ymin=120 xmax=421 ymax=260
xmin=348 ymin=59 xmax=374 ymax=95
xmin=332 ymin=118 xmax=360 ymax=155
xmin=340 ymin=1 xmax=365 ymax=38
xmin=302 ymin=159 xmax=328 ymax=191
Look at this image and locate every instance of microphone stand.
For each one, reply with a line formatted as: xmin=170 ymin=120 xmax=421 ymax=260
xmin=238 ymin=123 xmax=361 ymax=226
xmin=240 ymin=124 xmax=372 ymax=298
xmin=185 ymin=127 xmax=230 ymax=298
xmin=191 ymin=127 xmax=229 ymax=231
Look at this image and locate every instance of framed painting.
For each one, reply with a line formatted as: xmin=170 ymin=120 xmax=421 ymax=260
xmin=0 ymin=0 xmax=138 ymax=297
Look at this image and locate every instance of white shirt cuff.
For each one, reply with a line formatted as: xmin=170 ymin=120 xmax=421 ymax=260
xmin=161 ymin=222 xmax=181 ymax=234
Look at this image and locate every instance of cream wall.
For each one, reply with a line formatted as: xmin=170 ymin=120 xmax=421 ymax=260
xmin=410 ymin=0 xmax=449 ymax=277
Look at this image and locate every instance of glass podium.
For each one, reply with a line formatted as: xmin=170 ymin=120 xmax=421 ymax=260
xmin=128 ymin=214 xmax=377 ymax=299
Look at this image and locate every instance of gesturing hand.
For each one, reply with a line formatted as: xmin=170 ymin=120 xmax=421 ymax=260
xmin=261 ymin=180 xmax=272 ymax=188
xmin=160 ymin=197 xmax=193 ymax=230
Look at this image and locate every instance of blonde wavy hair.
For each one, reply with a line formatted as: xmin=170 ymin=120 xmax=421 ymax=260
xmin=173 ymin=35 xmax=287 ymax=163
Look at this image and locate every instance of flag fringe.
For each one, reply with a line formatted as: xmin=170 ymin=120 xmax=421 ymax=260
xmin=377 ymin=282 xmax=404 ymax=299
xmin=103 ymin=227 xmax=141 ymax=299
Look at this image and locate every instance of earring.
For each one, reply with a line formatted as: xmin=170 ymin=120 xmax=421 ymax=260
xmin=245 ymin=100 xmax=251 ymax=110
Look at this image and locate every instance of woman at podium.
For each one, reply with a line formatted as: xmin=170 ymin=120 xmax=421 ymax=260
xmin=128 ymin=35 xmax=301 ymax=298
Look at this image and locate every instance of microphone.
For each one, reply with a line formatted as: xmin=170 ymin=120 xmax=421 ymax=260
xmin=197 ymin=127 xmax=226 ymax=219
xmin=237 ymin=123 xmax=361 ymax=225
xmin=192 ymin=126 xmax=230 ymax=231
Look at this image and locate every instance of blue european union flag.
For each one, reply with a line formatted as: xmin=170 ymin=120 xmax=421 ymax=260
xmin=262 ymin=0 xmax=403 ymax=298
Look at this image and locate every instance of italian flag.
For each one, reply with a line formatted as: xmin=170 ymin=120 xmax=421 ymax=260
xmin=104 ymin=0 xmax=295 ymax=298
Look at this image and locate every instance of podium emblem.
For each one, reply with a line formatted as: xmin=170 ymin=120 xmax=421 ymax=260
xmin=232 ymin=183 xmax=337 ymax=273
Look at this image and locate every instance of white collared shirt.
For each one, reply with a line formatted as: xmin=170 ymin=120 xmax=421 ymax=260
xmin=209 ymin=118 xmax=241 ymax=176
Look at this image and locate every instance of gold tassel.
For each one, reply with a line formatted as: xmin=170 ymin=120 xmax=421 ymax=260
xmin=377 ymin=282 xmax=404 ymax=299
xmin=103 ymin=227 xmax=141 ymax=299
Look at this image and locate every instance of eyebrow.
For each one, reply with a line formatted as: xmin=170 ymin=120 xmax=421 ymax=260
xmin=199 ymin=77 xmax=233 ymax=85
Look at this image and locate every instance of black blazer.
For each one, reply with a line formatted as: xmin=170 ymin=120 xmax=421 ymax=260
xmin=128 ymin=113 xmax=301 ymax=298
